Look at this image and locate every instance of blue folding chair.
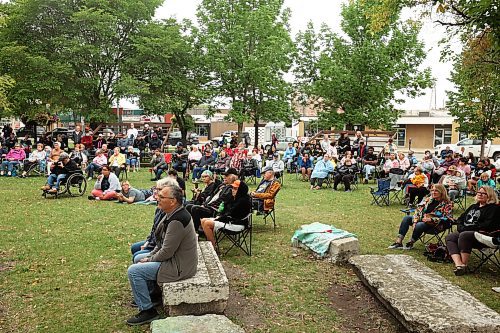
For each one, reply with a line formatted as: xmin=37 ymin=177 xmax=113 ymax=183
xmin=370 ymin=178 xmax=391 ymax=206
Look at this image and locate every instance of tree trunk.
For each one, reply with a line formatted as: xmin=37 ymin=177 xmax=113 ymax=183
xmin=480 ymin=133 xmax=486 ymax=159
xmin=253 ymin=116 xmax=259 ymax=149
xmin=237 ymin=122 xmax=243 ymax=139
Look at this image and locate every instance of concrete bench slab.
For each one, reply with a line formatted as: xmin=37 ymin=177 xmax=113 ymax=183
xmin=349 ymin=254 xmax=500 ymax=333
xmin=151 ymin=314 xmax=245 ymax=333
xmin=162 ymin=241 xmax=229 ymax=316
xmin=292 ymin=236 xmax=359 ymax=263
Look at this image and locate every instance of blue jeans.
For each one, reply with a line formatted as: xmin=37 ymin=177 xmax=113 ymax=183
xmin=1 ymin=160 xmax=20 ymax=172
xmin=192 ymin=166 xmax=206 ymax=179
xmin=363 ymin=165 xmax=375 ymax=179
xmin=154 ymin=167 xmax=166 ymax=180
xmin=173 ymin=161 xmax=186 ymax=173
xmin=133 ymin=252 xmax=151 ymax=264
xmin=127 ymin=261 xmax=161 ymax=311
xmin=397 ymin=215 xmax=434 ymax=243
xmin=86 ymin=162 xmax=102 ymax=178
xmin=47 ymin=173 xmax=67 ymax=189
xmin=126 ymin=158 xmax=138 ymax=167
xmin=131 ymin=240 xmax=152 ymax=263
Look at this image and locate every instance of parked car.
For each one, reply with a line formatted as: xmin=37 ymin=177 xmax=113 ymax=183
xmin=212 ymin=131 xmax=251 ymax=148
xmin=435 ymin=139 xmax=500 ymax=160
xmin=167 ymin=131 xmax=199 ymax=146
xmin=263 ymin=136 xmax=296 ymax=151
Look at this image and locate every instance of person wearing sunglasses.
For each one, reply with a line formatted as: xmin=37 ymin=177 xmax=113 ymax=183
xmin=446 ymin=186 xmax=500 ymax=276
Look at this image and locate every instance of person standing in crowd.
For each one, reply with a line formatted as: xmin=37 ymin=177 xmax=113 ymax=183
xmin=72 ymin=125 xmax=83 ymax=145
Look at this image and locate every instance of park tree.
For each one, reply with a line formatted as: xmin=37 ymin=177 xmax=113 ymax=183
xmin=294 ymin=1 xmax=433 ymax=130
xmin=124 ymin=19 xmax=210 ymax=145
xmin=447 ymin=32 xmax=499 ymax=158
xmin=197 ymin=0 xmax=295 ymax=147
xmin=0 ymin=0 xmax=162 ymax=125
xmin=0 ymin=12 xmax=14 ymax=113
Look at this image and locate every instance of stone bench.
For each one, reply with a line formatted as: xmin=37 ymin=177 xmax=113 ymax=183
xmin=292 ymin=236 xmax=359 ymax=263
xmin=151 ymin=314 xmax=244 ymax=333
xmin=161 ymin=241 xmax=229 ymax=316
xmin=350 ymin=254 xmax=500 ymax=333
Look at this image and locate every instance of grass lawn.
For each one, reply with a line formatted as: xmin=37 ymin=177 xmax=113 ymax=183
xmin=0 ymin=171 xmax=498 ymax=332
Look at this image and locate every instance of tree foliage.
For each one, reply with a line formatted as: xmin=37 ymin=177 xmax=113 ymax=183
xmin=294 ymin=1 xmax=433 ymax=130
xmin=124 ymin=19 xmax=210 ymax=144
xmin=0 ymin=0 xmax=162 ymax=123
xmin=447 ymin=32 xmax=499 ymax=158
xmin=197 ymin=0 xmax=295 ymax=144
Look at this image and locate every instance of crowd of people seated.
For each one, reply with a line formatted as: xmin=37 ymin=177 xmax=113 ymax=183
xmin=2 ymin=124 xmax=500 ymax=301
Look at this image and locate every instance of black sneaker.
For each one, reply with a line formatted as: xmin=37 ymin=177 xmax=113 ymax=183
xmin=404 ymin=242 xmax=414 ymax=250
xmin=88 ymin=195 xmax=96 ymax=200
xmin=126 ymin=308 xmax=160 ymax=326
xmin=388 ymin=242 xmax=403 ymax=249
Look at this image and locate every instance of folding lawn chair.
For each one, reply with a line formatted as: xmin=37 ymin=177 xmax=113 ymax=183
xmin=470 ymin=230 xmax=500 ymax=273
xmin=370 ymin=178 xmax=390 ymax=206
xmin=215 ymin=213 xmax=253 ymax=256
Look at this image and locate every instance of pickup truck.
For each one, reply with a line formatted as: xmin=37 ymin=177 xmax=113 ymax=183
xmin=435 ymin=139 xmax=500 ymax=160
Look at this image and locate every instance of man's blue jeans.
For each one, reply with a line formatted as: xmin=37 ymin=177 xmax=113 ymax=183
xmin=127 ymin=261 xmax=161 ymax=311
xmin=363 ymin=165 xmax=375 ymax=179
xmin=1 ymin=160 xmax=20 ymax=172
xmin=154 ymin=167 xmax=166 ymax=180
xmin=398 ymin=215 xmax=434 ymax=243
xmin=86 ymin=162 xmax=102 ymax=178
xmin=48 ymin=173 xmax=67 ymax=189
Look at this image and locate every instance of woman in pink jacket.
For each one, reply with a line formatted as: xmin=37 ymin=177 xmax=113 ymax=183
xmin=0 ymin=142 xmax=26 ymax=176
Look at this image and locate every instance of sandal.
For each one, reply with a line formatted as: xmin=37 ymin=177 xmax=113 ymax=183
xmin=454 ymin=265 xmax=468 ymax=276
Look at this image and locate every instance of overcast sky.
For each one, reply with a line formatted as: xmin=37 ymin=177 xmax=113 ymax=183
xmin=153 ymin=0 xmax=457 ymax=111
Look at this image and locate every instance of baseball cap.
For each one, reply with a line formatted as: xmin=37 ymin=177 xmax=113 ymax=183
xmin=231 ymin=180 xmax=241 ymax=189
xmin=262 ymin=166 xmax=274 ymax=173
xmin=223 ymin=168 xmax=239 ymax=176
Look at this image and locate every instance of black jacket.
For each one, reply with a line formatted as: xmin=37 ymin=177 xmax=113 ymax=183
xmin=52 ymin=160 xmax=79 ymax=175
xmin=217 ymin=182 xmax=252 ymax=225
xmin=457 ymin=203 xmax=500 ymax=233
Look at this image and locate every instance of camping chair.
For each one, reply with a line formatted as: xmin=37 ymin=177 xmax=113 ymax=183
xmin=215 ymin=213 xmax=253 ymax=256
xmin=370 ymin=178 xmax=390 ymax=206
xmin=253 ymin=187 xmax=280 ymax=230
xmin=470 ymin=230 xmax=500 ymax=273
xmin=419 ymin=217 xmax=455 ymax=247
xmin=452 ymin=188 xmax=467 ymax=211
xmin=400 ymin=208 xmax=455 ymax=247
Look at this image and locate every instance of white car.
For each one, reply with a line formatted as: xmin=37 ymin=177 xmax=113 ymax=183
xmin=435 ymin=139 xmax=500 ymax=160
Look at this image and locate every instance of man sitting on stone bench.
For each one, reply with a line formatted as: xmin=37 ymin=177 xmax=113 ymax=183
xmin=126 ymin=183 xmax=198 ymax=326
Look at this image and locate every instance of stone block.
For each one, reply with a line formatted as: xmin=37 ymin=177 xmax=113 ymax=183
xmin=151 ymin=314 xmax=245 ymax=333
xmin=327 ymin=237 xmax=359 ymax=263
xmin=162 ymin=241 xmax=229 ymax=316
xmin=293 ymin=236 xmax=359 ymax=263
xmin=349 ymin=254 xmax=500 ymax=333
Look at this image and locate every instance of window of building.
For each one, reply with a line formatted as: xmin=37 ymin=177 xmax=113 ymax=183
xmin=434 ymin=125 xmax=452 ymax=147
xmin=194 ymin=124 xmax=209 ymax=137
xmin=394 ymin=125 xmax=406 ymax=147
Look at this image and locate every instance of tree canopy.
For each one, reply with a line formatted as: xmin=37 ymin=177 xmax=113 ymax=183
xmin=294 ymin=0 xmax=433 ymax=130
xmin=197 ymin=0 xmax=295 ymax=145
xmin=124 ymin=19 xmax=210 ymax=144
xmin=0 ymin=0 xmax=162 ymax=123
xmin=447 ymin=32 xmax=499 ymax=157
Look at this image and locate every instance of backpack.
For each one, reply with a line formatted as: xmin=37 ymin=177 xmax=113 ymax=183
xmin=424 ymin=243 xmax=452 ymax=263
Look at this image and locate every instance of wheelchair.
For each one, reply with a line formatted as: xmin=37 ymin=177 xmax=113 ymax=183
xmin=42 ymin=171 xmax=87 ymax=198
xmin=27 ymin=161 xmax=46 ymax=177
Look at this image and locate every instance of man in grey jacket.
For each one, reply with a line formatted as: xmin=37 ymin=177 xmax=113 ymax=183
xmin=126 ymin=184 xmax=198 ymax=326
